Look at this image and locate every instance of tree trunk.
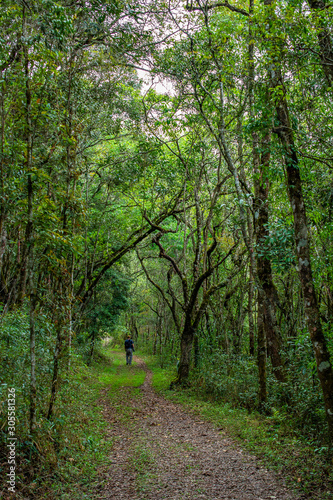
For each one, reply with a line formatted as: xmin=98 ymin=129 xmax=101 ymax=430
xmin=248 ymin=6 xmax=284 ymax=378
xmin=0 ymin=80 xmax=6 ymax=284
xmin=255 ymin=132 xmax=285 ymax=382
xmin=17 ymin=19 xmax=33 ymax=305
xmin=174 ymin=320 xmax=194 ymax=385
xmin=271 ymin=64 xmax=333 ymax=442
xmin=29 ymin=252 xmax=37 ymax=434
xmin=134 ymin=322 xmax=139 ymax=342
xmin=88 ymin=332 xmax=95 ymax=366
xmin=193 ymin=333 xmax=199 ymax=368
xmin=257 ymin=290 xmax=267 ymax=410
xmin=248 ymin=264 xmax=255 ymax=356
xmin=153 ymin=327 xmax=157 ymax=355
xmin=307 ymin=0 xmax=333 ymax=86
xmin=47 ymin=320 xmax=63 ymax=420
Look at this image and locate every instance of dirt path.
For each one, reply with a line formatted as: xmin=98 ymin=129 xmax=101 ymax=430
xmin=98 ymin=358 xmax=299 ymax=500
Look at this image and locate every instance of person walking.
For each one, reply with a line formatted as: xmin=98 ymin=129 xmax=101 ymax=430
xmin=124 ymin=335 xmax=134 ymax=365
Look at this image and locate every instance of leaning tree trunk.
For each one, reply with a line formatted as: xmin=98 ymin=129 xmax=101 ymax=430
xmin=276 ymin=96 xmax=333 ymax=440
xmin=263 ymin=0 xmax=333 ymax=440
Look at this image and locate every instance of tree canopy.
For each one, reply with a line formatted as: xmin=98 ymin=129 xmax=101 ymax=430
xmin=1 ymin=0 xmax=333 ymax=483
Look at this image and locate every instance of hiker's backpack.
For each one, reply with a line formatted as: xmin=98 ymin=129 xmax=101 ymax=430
xmin=125 ymin=339 xmax=133 ymax=350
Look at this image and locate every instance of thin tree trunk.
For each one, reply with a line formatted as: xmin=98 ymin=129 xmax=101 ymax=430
xmin=47 ymin=324 xmax=62 ymax=420
xmin=22 ymin=10 xmax=37 ymax=431
xmin=29 ymin=249 xmax=37 ymax=433
xmin=193 ymin=333 xmax=199 ymax=368
xmin=29 ymin=308 xmax=37 ymax=432
xmin=257 ymin=290 xmax=267 ymax=409
xmin=153 ymin=326 xmax=157 ymax=355
xmin=17 ymin=14 xmax=33 ymax=305
xmin=248 ymin=3 xmax=257 ymax=360
xmin=47 ymin=282 xmax=64 ymax=420
xmin=248 ymin=263 xmax=255 ymax=355
xmin=88 ymin=332 xmax=95 ymax=366
xmin=0 ymin=79 xmax=6 ymax=281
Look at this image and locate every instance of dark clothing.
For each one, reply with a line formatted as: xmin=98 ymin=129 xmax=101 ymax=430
xmin=126 ymin=348 xmax=133 ymax=365
xmin=125 ymin=338 xmax=134 ymax=365
xmin=125 ymin=338 xmax=134 ymax=350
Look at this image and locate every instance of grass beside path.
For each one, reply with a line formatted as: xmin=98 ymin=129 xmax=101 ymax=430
xmin=32 ymin=346 xmax=145 ymax=499
xmin=142 ymin=354 xmax=333 ymax=500
xmin=32 ymin=347 xmax=332 ymax=499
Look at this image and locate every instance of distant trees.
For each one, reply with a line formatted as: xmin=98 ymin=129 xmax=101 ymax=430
xmin=0 ymin=0 xmax=181 ymax=432
xmin=135 ymin=129 xmax=244 ymax=383
xmin=1 ymin=0 xmax=333 ymax=451
xmin=128 ymin=0 xmax=333 ymax=442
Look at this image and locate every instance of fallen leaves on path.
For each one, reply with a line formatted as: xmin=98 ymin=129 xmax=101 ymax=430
xmin=98 ymin=359 xmax=299 ymax=500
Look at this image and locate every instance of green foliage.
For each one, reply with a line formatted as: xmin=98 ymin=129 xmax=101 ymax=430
xmin=1 ymin=0 xmax=333 ymax=496
xmin=85 ymin=269 xmax=131 ymax=335
xmin=198 ymin=353 xmax=259 ymax=410
xmin=255 ymin=219 xmax=295 ymax=271
xmin=0 ymin=311 xmax=117 ymax=498
xmin=143 ymin=354 xmax=333 ymax=499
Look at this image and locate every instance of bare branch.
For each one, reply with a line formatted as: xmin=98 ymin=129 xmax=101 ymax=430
xmin=186 ymin=1 xmax=249 ymax=17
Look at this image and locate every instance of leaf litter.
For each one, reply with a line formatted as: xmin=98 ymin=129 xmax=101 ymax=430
xmin=98 ymin=358 xmax=300 ymax=500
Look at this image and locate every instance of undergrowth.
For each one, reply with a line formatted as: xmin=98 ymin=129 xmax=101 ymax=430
xmin=0 ymin=343 xmax=135 ymax=499
xmin=2 ymin=331 xmax=332 ymax=500
xmin=142 ymin=354 xmax=333 ymax=500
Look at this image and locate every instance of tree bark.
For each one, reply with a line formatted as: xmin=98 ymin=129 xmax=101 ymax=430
xmin=248 ymin=263 xmax=255 ymax=356
xmin=88 ymin=331 xmax=95 ymax=366
xmin=175 ymin=319 xmax=194 ymax=384
xmin=255 ymin=132 xmax=285 ymax=382
xmin=270 ymin=63 xmax=333 ymax=442
xmin=257 ymin=290 xmax=267 ymax=409
xmin=249 ymin=9 xmax=285 ymax=382
xmin=47 ymin=321 xmax=63 ymax=420
xmin=307 ymin=0 xmax=333 ymax=86
xmin=29 ymin=252 xmax=37 ymax=434
xmin=48 ymin=279 xmax=65 ymax=421
xmin=17 ymin=17 xmax=33 ymax=305
xmin=0 ymin=79 xmax=6 ymax=283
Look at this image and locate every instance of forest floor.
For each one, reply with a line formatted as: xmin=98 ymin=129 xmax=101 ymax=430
xmin=98 ymin=354 xmax=300 ymax=500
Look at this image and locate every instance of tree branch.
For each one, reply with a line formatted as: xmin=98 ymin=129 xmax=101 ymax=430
xmin=152 ymin=233 xmax=189 ymax=305
xmin=186 ymin=1 xmax=249 ymax=16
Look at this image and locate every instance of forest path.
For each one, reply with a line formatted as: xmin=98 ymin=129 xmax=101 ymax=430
xmin=98 ymin=355 xmax=299 ymax=500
